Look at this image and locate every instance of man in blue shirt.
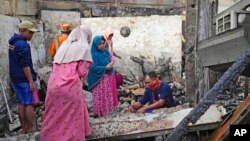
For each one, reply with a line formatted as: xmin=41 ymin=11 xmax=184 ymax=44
xmin=9 ymin=21 xmax=39 ymax=134
xmin=130 ymin=71 xmax=176 ymax=113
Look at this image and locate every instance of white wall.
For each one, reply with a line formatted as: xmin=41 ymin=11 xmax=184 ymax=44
xmin=0 ymin=16 xmax=19 ymax=105
xmin=217 ymin=0 xmax=240 ymax=13
xmin=81 ymin=15 xmax=183 ymax=77
xmin=41 ymin=10 xmax=81 ymax=62
xmin=0 ymin=16 xmax=19 ymax=79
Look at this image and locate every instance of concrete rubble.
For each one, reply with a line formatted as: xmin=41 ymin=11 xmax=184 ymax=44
xmin=1 ymin=1 xmax=249 ymax=141
xmin=88 ymin=104 xmax=225 ymax=139
xmin=0 ymin=51 xmax=248 ymax=139
xmin=0 ymin=56 xmax=248 ymax=140
xmin=0 ymin=132 xmax=40 ymax=141
xmin=0 ymin=104 xmax=225 ymax=141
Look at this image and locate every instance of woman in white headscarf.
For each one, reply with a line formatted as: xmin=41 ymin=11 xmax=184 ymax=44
xmin=40 ymin=26 xmax=92 ymax=141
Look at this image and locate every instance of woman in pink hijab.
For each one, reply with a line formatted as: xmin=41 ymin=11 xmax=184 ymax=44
xmin=40 ymin=26 xmax=92 ymax=141
xmin=103 ymin=28 xmax=121 ymax=61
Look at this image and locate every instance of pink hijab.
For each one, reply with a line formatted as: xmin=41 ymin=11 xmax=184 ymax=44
xmin=103 ymin=28 xmax=113 ymax=54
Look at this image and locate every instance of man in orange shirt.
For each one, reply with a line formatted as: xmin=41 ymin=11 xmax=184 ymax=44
xmin=48 ymin=23 xmax=72 ymax=58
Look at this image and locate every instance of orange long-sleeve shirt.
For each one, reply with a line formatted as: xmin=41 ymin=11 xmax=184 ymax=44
xmin=48 ymin=34 xmax=68 ymax=57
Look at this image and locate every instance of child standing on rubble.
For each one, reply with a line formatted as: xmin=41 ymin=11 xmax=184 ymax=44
xmin=88 ymin=35 xmax=118 ymax=117
xmin=40 ymin=26 xmax=92 ymax=141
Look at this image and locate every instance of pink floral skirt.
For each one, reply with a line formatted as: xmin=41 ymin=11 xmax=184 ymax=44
xmin=92 ymin=74 xmax=118 ymax=117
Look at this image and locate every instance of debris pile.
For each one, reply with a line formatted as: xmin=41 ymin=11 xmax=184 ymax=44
xmin=1 ymin=55 xmax=248 ymax=140
xmin=88 ymin=104 xmax=224 ymax=140
xmin=216 ymin=75 xmax=249 ymax=112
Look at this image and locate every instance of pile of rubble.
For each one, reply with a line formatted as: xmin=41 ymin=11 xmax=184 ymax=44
xmin=1 ymin=55 xmax=248 ymax=140
xmin=215 ymin=75 xmax=249 ymax=113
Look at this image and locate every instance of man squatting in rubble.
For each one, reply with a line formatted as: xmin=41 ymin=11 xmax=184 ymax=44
xmin=129 ymin=71 xmax=176 ymax=113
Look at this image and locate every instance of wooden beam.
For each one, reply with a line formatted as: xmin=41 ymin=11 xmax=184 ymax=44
xmin=208 ymin=95 xmax=250 ymax=141
xmin=165 ymin=46 xmax=250 ymax=141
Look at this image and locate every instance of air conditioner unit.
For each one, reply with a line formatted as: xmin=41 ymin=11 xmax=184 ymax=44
xmin=216 ymin=10 xmax=237 ymax=34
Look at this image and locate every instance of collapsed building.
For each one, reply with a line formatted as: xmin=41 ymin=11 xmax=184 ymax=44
xmin=0 ymin=0 xmax=250 ymax=141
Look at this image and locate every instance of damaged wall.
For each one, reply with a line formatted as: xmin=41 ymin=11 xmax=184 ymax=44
xmin=196 ymin=0 xmax=220 ymax=101
xmin=81 ymin=16 xmax=184 ymax=78
xmin=0 ymin=0 xmax=186 ymax=75
xmin=0 ymin=0 xmax=187 ymax=112
xmin=0 ymin=15 xmax=19 ymax=107
xmin=0 ymin=0 xmax=37 ymax=17
xmin=41 ymin=10 xmax=81 ymax=62
xmin=38 ymin=0 xmax=186 ymax=17
xmin=0 ymin=0 xmax=186 ymax=17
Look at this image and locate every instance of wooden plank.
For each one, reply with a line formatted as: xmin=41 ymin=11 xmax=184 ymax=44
xmin=131 ymin=88 xmax=145 ymax=96
xmin=208 ymin=95 xmax=250 ymax=141
xmin=165 ymin=46 xmax=250 ymax=141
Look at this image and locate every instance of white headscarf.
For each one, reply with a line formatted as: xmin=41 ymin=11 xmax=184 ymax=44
xmin=53 ymin=26 xmax=93 ymax=64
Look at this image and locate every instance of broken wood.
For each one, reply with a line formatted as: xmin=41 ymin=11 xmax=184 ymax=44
xmin=130 ymin=71 xmax=143 ymax=87
xmin=123 ymin=76 xmax=134 ymax=82
xmin=125 ymin=84 xmax=140 ymax=90
xmin=165 ymin=46 xmax=250 ymax=141
xmin=131 ymin=88 xmax=145 ymax=96
xmin=119 ymin=86 xmax=131 ymax=94
xmin=208 ymin=95 xmax=250 ymax=141
xmin=0 ymin=78 xmax=13 ymax=123
xmin=244 ymin=77 xmax=249 ymax=99
xmin=123 ymin=79 xmax=134 ymax=85
xmin=121 ymin=97 xmax=132 ymax=102
xmin=130 ymin=56 xmax=146 ymax=77
xmin=166 ymin=58 xmax=185 ymax=86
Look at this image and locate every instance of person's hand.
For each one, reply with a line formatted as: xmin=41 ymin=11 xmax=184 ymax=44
xmin=29 ymin=81 xmax=36 ymax=92
xmin=128 ymin=105 xmax=136 ymax=113
xmin=137 ymin=107 xmax=147 ymax=114
xmin=106 ymin=63 xmax=113 ymax=70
